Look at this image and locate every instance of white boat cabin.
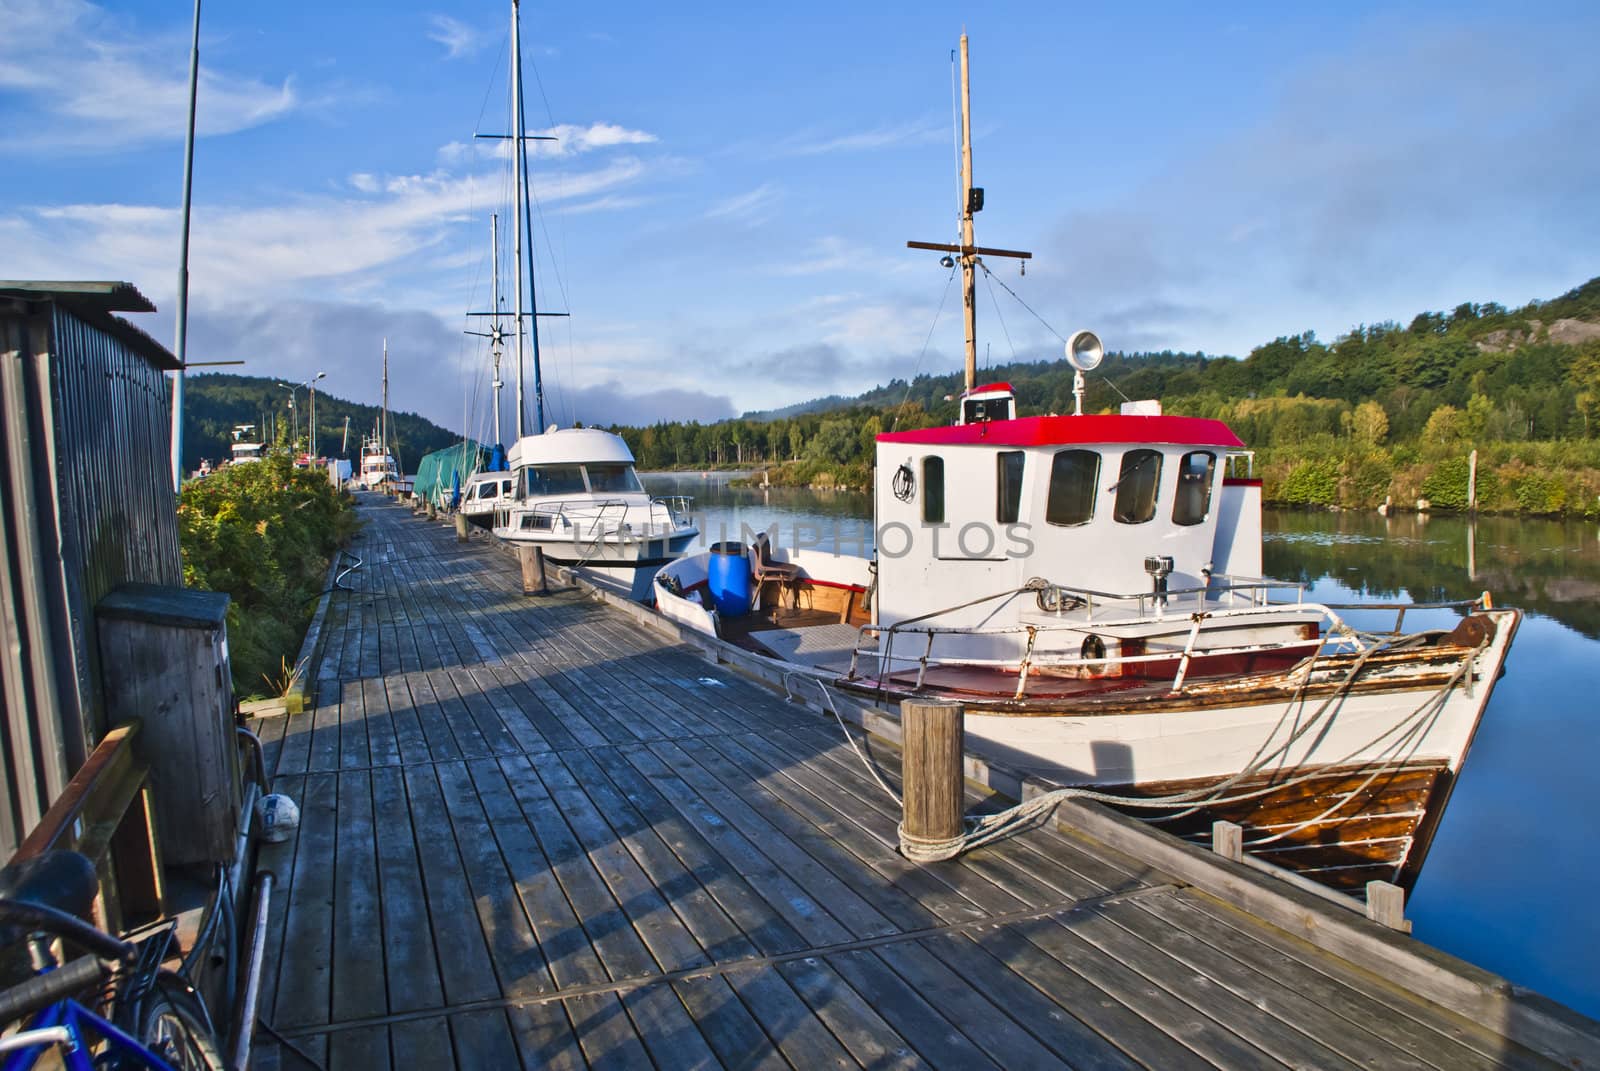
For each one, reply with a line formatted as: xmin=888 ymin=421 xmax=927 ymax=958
xmin=873 ymin=404 xmax=1270 ymax=664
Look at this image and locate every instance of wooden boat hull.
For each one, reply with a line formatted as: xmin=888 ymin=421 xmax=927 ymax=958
xmin=841 ymin=609 xmax=1518 ymax=889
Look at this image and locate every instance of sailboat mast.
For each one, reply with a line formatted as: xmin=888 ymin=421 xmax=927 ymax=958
xmin=490 ymin=212 xmax=503 ymax=446
xmin=959 ymin=33 xmax=977 ymax=393
xmin=510 ymin=3 xmax=528 ymax=439
xmin=510 ymin=0 xmax=546 ymax=435
xmin=382 ymin=337 xmax=389 ymax=457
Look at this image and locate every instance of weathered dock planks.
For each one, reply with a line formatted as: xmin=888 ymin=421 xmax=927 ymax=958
xmin=250 ymin=494 xmax=1600 ymax=1070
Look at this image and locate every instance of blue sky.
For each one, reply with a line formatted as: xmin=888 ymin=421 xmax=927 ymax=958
xmin=3 ymin=0 xmax=1597 ymax=438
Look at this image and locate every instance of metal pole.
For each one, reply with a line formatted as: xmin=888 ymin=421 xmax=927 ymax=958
xmin=170 ymin=0 xmax=202 ymax=491
xmin=958 ymin=33 xmax=977 ymax=394
xmin=490 ymin=213 xmax=503 ymax=446
xmin=309 ymin=381 xmax=316 ymax=458
xmin=511 ymin=1 xmax=527 ymax=440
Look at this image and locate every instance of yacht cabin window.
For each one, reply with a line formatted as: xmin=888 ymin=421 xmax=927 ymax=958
xmin=1112 ymin=449 xmax=1163 ymax=525
xmin=502 ymin=479 xmax=514 ymax=496
xmin=1172 ymin=451 xmax=1216 ymax=526
xmin=586 ymin=463 xmax=644 ymax=494
xmin=1045 ymin=449 xmax=1100 ymax=526
xmin=996 ymin=451 xmax=1025 ymax=523
xmin=922 ymin=457 xmax=945 ymax=523
xmin=523 ymin=464 xmax=587 ymax=497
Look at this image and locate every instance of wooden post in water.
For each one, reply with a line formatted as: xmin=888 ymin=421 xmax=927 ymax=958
xmin=1467 ymin=449 xmax=1478 ymax=515
xmin=899 ymin=699 xmax=964 ymax=861
xmin=455 ymin=512 xmax=469 ymax=542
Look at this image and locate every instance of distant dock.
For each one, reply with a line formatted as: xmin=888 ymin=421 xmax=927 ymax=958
xmin=251 ymin=494 xmax=1600 ymax=1069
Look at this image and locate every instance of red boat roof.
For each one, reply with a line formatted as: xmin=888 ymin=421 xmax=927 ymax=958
xmin=966 ymin=381 xmax=1014 ymax=395
xmin=878 ymin=413 xmax=1245 ymax=449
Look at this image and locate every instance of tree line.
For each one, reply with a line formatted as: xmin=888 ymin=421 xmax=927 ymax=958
xmin=607 ymin=277 xmax=1600 ymax=513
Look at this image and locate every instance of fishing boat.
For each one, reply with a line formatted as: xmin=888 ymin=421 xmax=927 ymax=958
xmin=483 ymin=0 xmax=697 ymax=569
xmin=648 ymin=35 xmax=1520 ymax=892
xmin=358 ymin=433 xmax=399 ymax=491
xmin=228 ymin=424 xmax=264 ymax=465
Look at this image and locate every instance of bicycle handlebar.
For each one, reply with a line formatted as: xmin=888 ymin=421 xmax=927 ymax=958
xmin=0 ymin=956 xmax=107 ymax=1026
xmin=0 ymin=899 xmax=136 ymax=964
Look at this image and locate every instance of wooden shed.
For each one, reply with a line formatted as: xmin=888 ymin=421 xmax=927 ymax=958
xmin=0 ymin=281 xmax=184 ymax=860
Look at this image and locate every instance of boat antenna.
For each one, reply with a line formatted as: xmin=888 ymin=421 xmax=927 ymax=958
xmin=905 ymin=34 xmax=1031 ymax=394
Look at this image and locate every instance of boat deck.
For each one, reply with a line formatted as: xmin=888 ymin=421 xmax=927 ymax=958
xmin=250 ymin=495 xmax=1596 ymax=1069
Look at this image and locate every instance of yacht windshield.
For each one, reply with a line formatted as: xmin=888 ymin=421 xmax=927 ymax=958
xmin=522 ymin=464 xmax=587 ymax=497
xmin=585 ymin=463 xmax=644 ymax=493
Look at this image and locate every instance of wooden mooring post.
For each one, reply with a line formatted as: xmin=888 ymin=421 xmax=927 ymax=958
xmin=455 ymin=512 xmax=469 ymax=542
xmin=898 ymin=698 xmax=964 ymax=861
xmin=518 ymin=545 xmax=549 ymax=595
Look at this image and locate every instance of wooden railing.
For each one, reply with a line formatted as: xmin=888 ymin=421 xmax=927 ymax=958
xmin=5 ymin=719 xmax=163 ymax=932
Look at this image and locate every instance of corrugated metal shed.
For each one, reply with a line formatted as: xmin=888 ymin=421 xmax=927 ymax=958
xmin=0 ymin=281 xmax=183 ymax=860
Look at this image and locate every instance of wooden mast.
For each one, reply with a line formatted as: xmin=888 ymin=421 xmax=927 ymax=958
xmin=906 ymin=34 xmax=1031 ymax=395
xmin=958 ymin=34 xmax=977 ymax=392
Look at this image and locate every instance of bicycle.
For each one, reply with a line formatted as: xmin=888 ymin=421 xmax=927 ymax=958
xmin=0 ymin=850 xmax=224 ymax=1070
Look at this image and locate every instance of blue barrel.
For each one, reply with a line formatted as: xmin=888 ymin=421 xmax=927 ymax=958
xmin=706 ymin=542 xmax=752 ymax=616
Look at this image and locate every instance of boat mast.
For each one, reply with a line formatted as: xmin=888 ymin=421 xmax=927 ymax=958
xmin=905 ymin=34 xmax=1031 ymax=396
xmin=490 ymin=212 xmax=503 ymax=446
xmin=381 ymin=337 xmax=389 ymax=458
xmin=958 ymin=33 xmax=977 ymax=393
xmin=510 ymin=0 xmax=548 ymax=436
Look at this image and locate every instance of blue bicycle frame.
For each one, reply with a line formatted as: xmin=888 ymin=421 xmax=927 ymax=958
xmin=1 ymin=992 xmax=179 ymax=1071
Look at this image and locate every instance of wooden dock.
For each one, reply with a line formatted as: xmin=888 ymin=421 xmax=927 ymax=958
xmin=251 ymin=495 xmax=1600 ymax=1070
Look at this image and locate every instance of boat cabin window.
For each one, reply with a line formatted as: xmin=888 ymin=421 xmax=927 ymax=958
xmin=963 ymin=395 xmax=1014 ymax=424
xmin=922 ymin=456 xmax=945 ymax=523
xmin=585 ymin=463 xmax=643 ymax=494
xmin=523 ymin=464 xmax=587 ymax=497
xmin=1172 ymin=451 xmax=1216 ymax=526
xmin=1045 ymin=449 xmax=1100 ymax=526
xmin=996 ymin=451 xmax=1025 ymax=523
xmin=502 ymin=479 xmax=513 ymax=496
xmin=1112 ymin=449 xmax=1163 ymax=525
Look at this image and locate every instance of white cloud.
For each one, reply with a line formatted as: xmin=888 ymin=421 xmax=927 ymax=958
xmin=1 ymin=158 xmax=653 ymax=309
xmin=426 ymin=15 xmax=481 ymax=60
xmin=349 ymin=173 xmax=380 ymax=194
xmin=771 ymin=116 xmax=946 ymax=158
xmin=705 ymin=184 xmax=780 ymax=223
xmin=0 ymin=0 xmax=297 ymax=152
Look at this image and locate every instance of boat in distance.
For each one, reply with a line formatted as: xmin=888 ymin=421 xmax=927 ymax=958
xmin=492 ymin=427 xmax=698 ymax=567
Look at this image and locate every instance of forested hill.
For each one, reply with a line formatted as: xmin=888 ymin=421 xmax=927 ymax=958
xmin=178 ymin=374 xmax=459 ymax=472
xmin=614 ymin=276 xmax=1600 ymax=476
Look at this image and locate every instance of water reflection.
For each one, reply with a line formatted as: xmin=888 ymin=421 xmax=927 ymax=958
xmin=640 ymin=476 xmax=1600 ymax=1016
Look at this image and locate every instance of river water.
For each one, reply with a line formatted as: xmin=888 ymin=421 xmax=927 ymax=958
xmin=645 ymin=471 xmax=1600 ymax=1018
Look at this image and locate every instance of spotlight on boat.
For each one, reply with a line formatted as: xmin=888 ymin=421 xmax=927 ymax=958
xmin=1065 ymin=329 xmax=1104 ymax=415
xmin=939 ymin=255 xmax=955 ymax=268
xmin=1065 ymin=330 xmax=1103 ymax=372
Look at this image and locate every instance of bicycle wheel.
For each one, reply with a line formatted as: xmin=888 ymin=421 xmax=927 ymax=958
xmin=127 ymin=972 xmax=225 ymax=1071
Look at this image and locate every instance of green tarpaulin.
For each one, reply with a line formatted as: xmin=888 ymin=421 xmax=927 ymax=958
xmin=412 ymin=440 xmax=489 ymax=508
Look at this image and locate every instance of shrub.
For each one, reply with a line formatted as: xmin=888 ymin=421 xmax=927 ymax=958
xmin=1277 ymin=460 xmax=1341 ymax=506
xmin=179 ymin=453 xmax=356 ymax=696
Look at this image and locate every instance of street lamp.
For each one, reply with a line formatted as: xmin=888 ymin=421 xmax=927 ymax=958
xmin=308 ymin=372 xmax=327 ymax=458
xmin=276 ymin=382 xmax=300 ymax=449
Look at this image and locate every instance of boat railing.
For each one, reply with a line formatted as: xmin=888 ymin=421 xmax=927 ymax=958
xmin=1034 ymin=574 xmax=1308 ymax=620
xmin=500 ymin=495 xmax=693 ymax=540
xmin=847 ymin=598 xmax=1361 ymax=699
xmin=652 ymin=495 xmax=695 ymax=529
